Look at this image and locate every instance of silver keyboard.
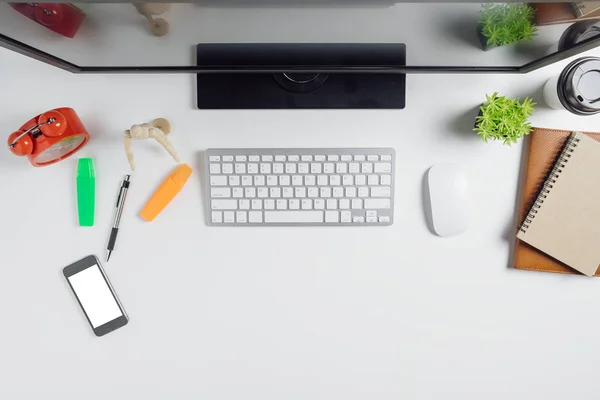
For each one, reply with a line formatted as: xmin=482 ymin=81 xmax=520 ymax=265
xmin=204 ymin=148 xmax=395 ymax=226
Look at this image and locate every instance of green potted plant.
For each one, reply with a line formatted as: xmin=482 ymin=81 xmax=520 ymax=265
xmin=474 ymin=92 xmax=535 ymax=145
xmin=478 ymin=3 xmax=537 ymax=50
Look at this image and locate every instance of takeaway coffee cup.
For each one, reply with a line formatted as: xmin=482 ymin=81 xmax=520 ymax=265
xmin=543 ymin=57 xmax=600 ymax=116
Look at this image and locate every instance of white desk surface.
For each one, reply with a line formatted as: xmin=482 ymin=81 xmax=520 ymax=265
xmin=2 ymin=45 xmax=600 ymax=400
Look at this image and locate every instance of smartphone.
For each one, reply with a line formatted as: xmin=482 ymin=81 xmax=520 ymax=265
xmin=63 ymin=255 xmax=128 ymax=337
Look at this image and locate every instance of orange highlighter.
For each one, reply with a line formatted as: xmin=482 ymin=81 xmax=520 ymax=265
xmin=140 ymin=163 xmax=193 ymax=222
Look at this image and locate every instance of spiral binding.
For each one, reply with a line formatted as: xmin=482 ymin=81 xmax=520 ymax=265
xmin=519 ymin=133 xmax=581 ymax=234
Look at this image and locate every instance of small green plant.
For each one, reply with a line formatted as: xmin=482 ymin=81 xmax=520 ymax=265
xmin=480 ymin=3 xmax=537 ymax=47
xmin=474 ymin=92 xmax=535 ymax=145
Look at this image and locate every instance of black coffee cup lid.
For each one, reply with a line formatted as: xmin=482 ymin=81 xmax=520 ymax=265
xmin=560 ymin=57 xmax=600 ymax=115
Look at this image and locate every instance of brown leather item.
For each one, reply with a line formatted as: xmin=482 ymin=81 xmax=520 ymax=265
xmin=514 ymin=127 xmax=600 ymax=276
xmin=531 ymin=2 xmax=600 ymax=25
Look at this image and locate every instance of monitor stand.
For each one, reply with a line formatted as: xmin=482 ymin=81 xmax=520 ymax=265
xmin=196 ymin=43 xmax=406 ymax=109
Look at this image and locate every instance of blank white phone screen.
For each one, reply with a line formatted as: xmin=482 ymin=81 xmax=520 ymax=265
xmin=68 ymin=265 xmax=123 ymax=328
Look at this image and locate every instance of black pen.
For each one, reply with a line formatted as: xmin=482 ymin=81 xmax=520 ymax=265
xmin=107 ymin=175 xmax=131 ymax=262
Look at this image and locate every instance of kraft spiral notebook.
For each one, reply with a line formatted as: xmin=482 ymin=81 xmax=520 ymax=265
xmin=516 ymin=129 xmax=600 ymax=276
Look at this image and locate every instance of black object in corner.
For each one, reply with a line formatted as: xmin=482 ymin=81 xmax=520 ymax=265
xmin=195 ymin=43 xmax=406 ymax=109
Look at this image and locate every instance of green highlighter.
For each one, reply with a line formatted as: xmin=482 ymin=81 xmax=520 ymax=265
xmin=77 ymin=158 xmax=95 ymax=226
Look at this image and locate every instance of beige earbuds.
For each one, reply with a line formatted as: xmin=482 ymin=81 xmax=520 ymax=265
xmin=124 ymin=118 xmax=181 ymax=170
xmin=133 ymin=3 xmax=170 ymax=37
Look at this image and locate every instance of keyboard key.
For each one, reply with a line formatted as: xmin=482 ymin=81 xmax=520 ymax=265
xmin=210 ymin=176 xmax=227 ymax=186
xmin=366 ymin=216 xmax=378 ymax=223
xmin=224 ymin=211 xmax=235 ymax=223
xmin=239 ymin=199 xmax=250 ymax=210
xmin=314 ymin=199 xmax=325 ymax=209
xmin=321 ymin=187 xmax=332 ymax=197
xmin=346 ymin=187 xmax=357 ymax=198
xmin=245 ymin=188 xmax=256 ymax=198
xmin=314 ymin=155 xmax=326 ymax=161
xmin=361 ymin=163 xmax=373 ymax=173
xmin=260 ymin=164 xmax=271 ymax=174
xmin=267 ymin=176 xmax=278 ymax=186
xmin=249 ymin=211 xmax=263 ymax=223
xmin=380 ymin=175 xmax=392 ymax=185
xmin=285 ymin=163 xmax=297 ymax=174
xmin=273 ymin=163 xmax=284 ymax=174
xmin=308 ymin=187 xmax=319 ymax=198
xmin=275 ymin=155 xmax=286 ymax=162
xmin=371 ymin=187 xmax=391 ymax=197
xmin=289 ymin=199 xmax=300 ymax=210
xmin=358 ymin=187 xmax=369 ymax=197
xmin=352 ymin=199 xmax=363 ymax=209
xmin=280 ymin=175 xmax=291 ymax=186
xmin=270 ymin=187 xmax=281 ymax=198
xmin=305 ymin=175 xmax=316 ymax=186
xmin=336 ymin=163 xmax=347 ymax=173
xmin=254 ymin=175 xmax=266 ymax=186
xmin=265 ymin=211 xmax=323 ymax=223
xmin=355 ymin=175 xmax=366 ymax=185
xmin=298 ymin=163 xmax=309 ymax=174
xmin=209 ymin=155 xmax=220 ymax=162
xmin=222 ymin=164 xmax=233 ymax=174
xmin=223 ymin=155 xmax=234 ymax=162
xmin=333 ymin=187 xmax=344 ymax=198
xmin=339 ymin=199 xmax=350 ymax=209
xmin=341 ymin=155 xmax=352 ymax=161
xmin=262 ymin=155 xmax=273 ymax=162
xmin=381 ymin=154 xmax=392 ymax=161
xmin=292 ymin=176 xmax=303 ymax=186
xmin=264 ymin=199 xmax=275 ymax=210
xmin=235 ymin=155 xmax=247 ymax=162
xmin=236 ymin=211 xmax=247 ymax=223
xmin=252 ymin=199 xmax=262 ymax=210
xmin=367 ymin=155 xmax=379 ymax=161
xmin=368 ymin=175 xmax=379 ymax=185
xmin=317 ymin=175 xmax=328 ymax=186
xmin=374 ymin=163 xmax=392 ymax=173
xmin=348 ymin=163 xmax=360 ymax=173
xmin=323 ymin=163 xmax=334 ymax=173
xmin=302 ymin=199 xmax=313 ymax=209
xmin=211 ymin=188 xmax=231 ymax=198
xmin=211 ymin=211 xmax=223 ymax=223
xmin=301 ymin=155 xmax=313 ymax=161
xmin=248 ymin=163 xmax=259 ymax=174
xmin=295 ymin=187 xmax=307 ymax=198
xmin=379 ymin=216 xmax=391 ymax=223
xmin=341 ymin=210 xmax=352 ymax=222
xmin=283 ymin=188 xmax=294 ymax=198
xmin=330 ymin=175 xmax=341 ymax=186
xmin=288 ymin=155 xmax=300 ymax=162
xmin=353 ymin=216 xmax=365 ymax=223
xmin=342 ymin=175 xmax=353 ymax=186
xmin=209 ymin=164 xmax=221 ymax=174
xmin=277 ymin=199 xmax=288 ymax=210
xmin=311 ymin=163 xmax=322 ymax=174
xmin=249 ymin=155 xmax=260 ymax=162
xmin=235 ymin=163 xmax=246 ymax=174
xmin=233 ymin=188 xmax=244 ymax=198
xmin=354 ymin=155 xmax=365 ymax=161
xmin=327 ymin=199 xmax=337 ymax=209
xmin=325 ymin=210 xmax=339 ymax=223
xmin=241 ymin=176 xmax=252 ymax=186
xmin=366 ymin=210 xmax=378 ymax=217
xmin=212 ymin=199 xmax=237 ymax=210
xmin=229 ymin=176 xmax=241 ymax=186
xmin=327 ymin=155 xmax=339 ymax=161
xmin=364 ymin=198 xmax=391 ymax=209
xmin=257 ymin=188 xmax=268 ymax=198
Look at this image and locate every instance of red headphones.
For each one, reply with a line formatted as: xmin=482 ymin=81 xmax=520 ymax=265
xmin=7 ymin=107 xmax=90 ymax=167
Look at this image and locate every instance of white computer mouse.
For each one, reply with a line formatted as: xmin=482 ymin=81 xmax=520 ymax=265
xmin=427 ymin=163 xmax=470 ymax=237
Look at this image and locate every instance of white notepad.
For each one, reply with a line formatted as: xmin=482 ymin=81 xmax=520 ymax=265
xmin=517 ymin=132 xmax=600 ymax=276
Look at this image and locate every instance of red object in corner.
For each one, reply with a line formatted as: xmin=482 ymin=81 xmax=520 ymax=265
xmin=10 ymin=3 xmax=85 ymax=38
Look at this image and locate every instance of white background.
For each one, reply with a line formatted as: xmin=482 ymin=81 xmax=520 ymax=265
xmin=2 ymin=30 xmax=600 ymax=400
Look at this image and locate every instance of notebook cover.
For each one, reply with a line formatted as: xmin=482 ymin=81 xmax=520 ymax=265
xmin=531 ymin=2 xmax=600 ymax=25
xmin=514 ymin=128 xmax=600 ymax=276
